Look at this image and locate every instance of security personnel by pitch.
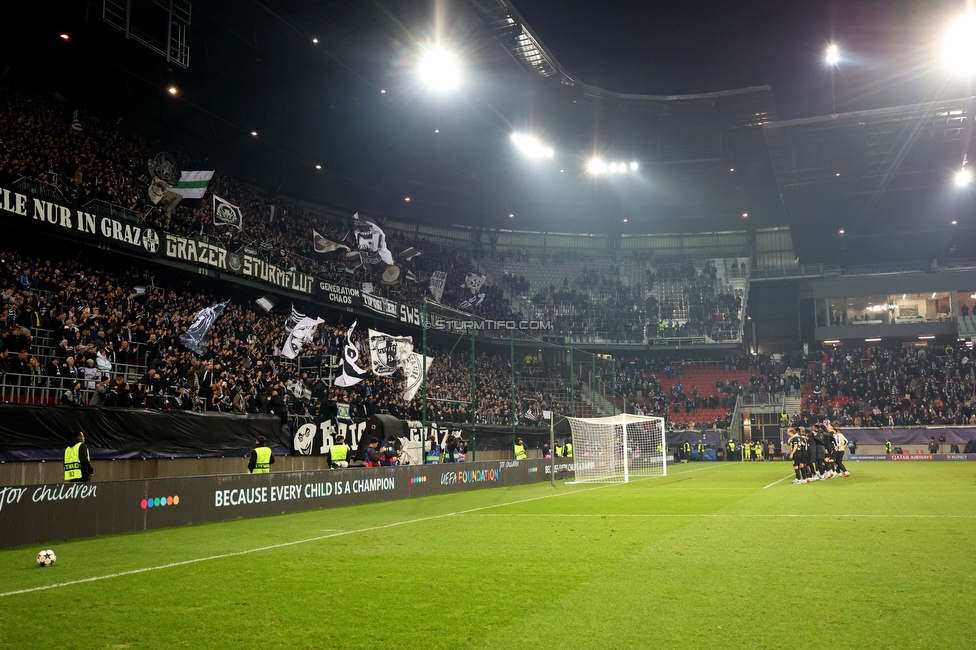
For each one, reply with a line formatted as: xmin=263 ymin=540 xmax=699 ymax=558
xmin=329 ymin=435 xmax=350 ymax=469
xmin=64 ymin=430 xmax=94 ymax=482
xmin=248 ymin=436 xmax=275 ymax=473
xmin=514 ymin=438 xmax=527 ymax=460
xmin=563 ymin=440 xmax=573 ymax=457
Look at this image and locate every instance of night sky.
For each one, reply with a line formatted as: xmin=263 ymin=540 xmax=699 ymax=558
xmin=511 ymin=0 xmax=973 ymax=118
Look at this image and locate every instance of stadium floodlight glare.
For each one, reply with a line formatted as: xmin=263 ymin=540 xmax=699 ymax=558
xmin=60 ymin=33 xmax=70 ymax=40
xmin=418 ymin=47 xmax=460 ymax=90
xmin=944 ymin=12 xmax=976 ymax=74
xmin=588 ymin=158 xmax=607 ymax=174
xmin=311 ymin=37 xmax=319 ymax=44
xmin=630 ymin=161 xmax=639 ymax=171
xmin=955 ymin=168 xmax=973 ymax=186
xmin=250 ymin=131 xmax=258 ymax=136
xmin=511 ymin=133 xmax=554 ymax=159
xmin=825 ymin=44 xmax=840 ymax=66
xmin=315 ymin=164 xmax=322 ymax=170
xmin=167 ymin=86 xmax=177 ymax=95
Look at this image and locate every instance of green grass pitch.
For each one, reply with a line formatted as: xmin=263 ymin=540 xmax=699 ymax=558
xmin=2 ymin=461 xmax=975 ymax=649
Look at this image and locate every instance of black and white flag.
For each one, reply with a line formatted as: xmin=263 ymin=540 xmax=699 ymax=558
xmin=463 ymin=272 xmax=486 ymax=295
xmin=368 ymin=329 xmax=414 ymax=377
xmin=181 ymin=299 xmax=230 ymax=355
xmin=334 ymin=321 xmax=369 ymax=387
xmin=458 ymin=293 xmax=485 ymax=310
xmin=429 ymin=271 xmax=447 ymax=303
xmin=399 ymin=247 xmax=422 ymax=261
xmin=213 ymin=195 xmax=244 ymax=229
xmin=313 ymin=230 xmax=350 ymax=255
xmin=352 ymin=213 xmax=393 ymax=265
xmin=401 ymin=351 xmax=433 ymax=402
xmin=282 ymin=314 xmax=324 ymax=359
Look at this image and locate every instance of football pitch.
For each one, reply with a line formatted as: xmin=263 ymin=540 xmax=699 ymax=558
xmin=2 ymin=461 xmax=975 ymax=649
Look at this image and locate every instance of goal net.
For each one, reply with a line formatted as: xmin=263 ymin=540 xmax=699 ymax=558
xmin=567 ymin=414 xmax=666 ymax=483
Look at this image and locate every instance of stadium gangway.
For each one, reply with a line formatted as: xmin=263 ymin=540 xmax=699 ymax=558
xmin=0 ymin=372 xmax=96 ymax=405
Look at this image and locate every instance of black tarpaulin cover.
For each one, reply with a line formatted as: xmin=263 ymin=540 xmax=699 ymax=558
xmin=0 ymin=405 xmax=288 ymax=455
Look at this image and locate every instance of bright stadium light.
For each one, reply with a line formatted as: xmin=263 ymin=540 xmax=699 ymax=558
xmin=511 ymin=133 xmax=554 ymax=159
xmin=630 ymin=161 xmax=639 ymax=171
xmin=955 ymin=168 xmax=973 ymax=186
xmin=825 ymin=44 xmax=840 ymax=66
xmin=588 ymin=158 xmax=607 ymax=174
xmin=418 ymin=47 xmax=460 ymax=90
xmin=944 ymin=12 xmax=976 ymax=75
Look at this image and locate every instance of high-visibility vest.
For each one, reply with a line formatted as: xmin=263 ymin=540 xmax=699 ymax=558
xmin=728 ymin=440 xmax=736 ymax=451
xmin=64 ymin=442 xmax=84 ymax=481
xmin=682 ymin=442 xmax=691 ymax=453
xmin=697 ymin=443 xmax=704 ymax=454
xmin=330 ymin=445 xmax=348 ymax=463
xmin=426 ymin=445 xmax=441 ymax=464
xmin=253 ymin=447 xmax=272 ymax=473
xmin=514 ymin=444 xmax=527 ymax=460
xmin=564 ymin=443 xmax=573 ymax=457
xmin=885 ymin=441 xmax=892 ymax=452
xmin=744 ymin=446 xmax=751 ymax=459
xmin=554 ymin=445 xmax=562 ymax=457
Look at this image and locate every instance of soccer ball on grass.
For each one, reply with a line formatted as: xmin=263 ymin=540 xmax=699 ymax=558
xmin=36 ymin=549 xmax=57 ymax=567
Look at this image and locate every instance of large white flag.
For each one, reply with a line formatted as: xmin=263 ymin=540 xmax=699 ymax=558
xmin=368 ymin=329 xmax=414 ymax=377
xmin=171 ymin=170 xmax=214 ymax=199
xmin=352 ymin=213 xmax=393 ymax=265
xmin=429 ymin=271 xmax=447 ymax=303
xmin=334 ymin=321 xmax=368 ymax=387
xmin=401 ymin=352 xmax=433 ymax=402
xmin=281 ymin=316 xmax=324 ymax=359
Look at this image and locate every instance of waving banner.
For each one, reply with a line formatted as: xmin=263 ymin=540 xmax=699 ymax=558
xmin=181 ymin=300 xmax=230 ymax=355
xmin=352 ymin=213 xmax=393 ymax=265
xmin=429 ymin=271 xmax=447 ymax=303
xmin=334 ymin=321 xmax=369 ymax=387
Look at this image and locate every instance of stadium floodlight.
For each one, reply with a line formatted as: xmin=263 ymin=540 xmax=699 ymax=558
xmin=311 ymin=37 xmax=319 ymax=44
xmin=167 ymin=86 xmax=177 ymax=95
xmin=944 ymin=12 xmax=976 ymax=75
xmin=418 ymin=47 xmax=460 ymax=90
xmin=955 ymin=168 xmax=973 ymax=186
xmin=60 ymin=33 xmax=70 ymax=41
xmin=511 ymin=133 xmax=554 ymax=159
xmin=825 ymin=44 xmax=840 ymax=66
xmin=566 ymin=414 xmax=666 ymax=484
xmin=630 ymin=161 xmax=639 ymax=171
xmin=588 ymin=158 xmax=607 ymax=174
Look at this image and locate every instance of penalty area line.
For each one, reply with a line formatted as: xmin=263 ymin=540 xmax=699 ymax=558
xmin=0 ymin=479 xmax=618 ymax=599
xmin=762 ymin=475 xmax=795 ymax=489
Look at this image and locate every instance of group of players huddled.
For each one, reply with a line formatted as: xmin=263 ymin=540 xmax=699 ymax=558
xmin=787 ymin=423 xmax=851 ymax=483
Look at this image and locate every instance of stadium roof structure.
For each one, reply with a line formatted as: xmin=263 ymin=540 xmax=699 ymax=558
xmin=10 ymin=0 xmax=787 ymax=237
xmin=11 ymin=1 xmax=975 ymax=266
xmin=764 ymin=98 xmax=976 ymax=266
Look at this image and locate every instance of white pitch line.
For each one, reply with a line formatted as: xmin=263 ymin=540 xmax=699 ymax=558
xmin=762 ymin=475 xmax=795 ymax=489
xmin=460 ymin=513 xmax=976 ymax=519
xmin=1 ymin=463 xmax=726 ymax=599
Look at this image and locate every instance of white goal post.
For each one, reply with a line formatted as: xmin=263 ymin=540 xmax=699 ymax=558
xmin=567 ymin=414 xmax=667 ymax=483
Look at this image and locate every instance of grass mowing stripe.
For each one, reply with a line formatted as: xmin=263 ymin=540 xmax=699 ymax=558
xmin=0 ymin=478 xmax=623 ymax=599
xmin=762 ymin=474 xmax=795 ymax=489
xmin=0 ymin=462 xmax=725 ymax=599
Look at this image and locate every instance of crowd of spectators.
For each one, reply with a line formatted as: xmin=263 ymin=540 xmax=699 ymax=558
xmin=0 ymin=249 xmax=549 ymax=426
xmin=796 ymin=346 xmax=976 ymax=427
xmin=0 ymin=84 xmax=518 ymax=324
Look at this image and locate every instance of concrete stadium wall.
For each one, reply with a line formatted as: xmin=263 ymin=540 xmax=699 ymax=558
xmin=0 ymin=459 xmax=577 ymax=549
